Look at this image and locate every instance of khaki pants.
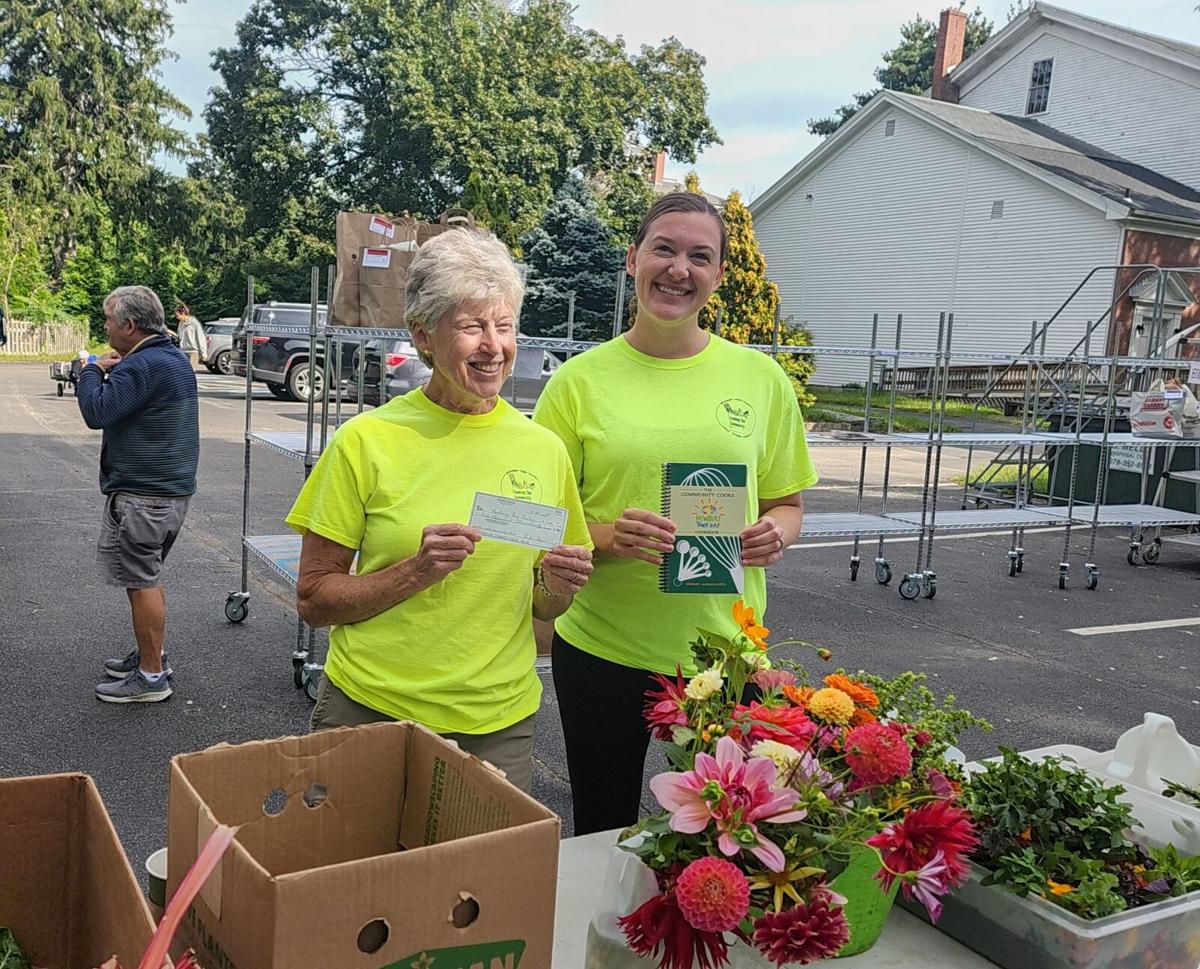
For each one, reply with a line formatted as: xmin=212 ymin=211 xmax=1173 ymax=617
xmin=310 ymin=676 xmax=536 ymax=793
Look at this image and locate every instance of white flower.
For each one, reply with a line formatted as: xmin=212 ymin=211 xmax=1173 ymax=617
xmin=684 ymin=669 xmax=723 ymax=701
xmin=751 ymin=739 xmax=801 ymax=786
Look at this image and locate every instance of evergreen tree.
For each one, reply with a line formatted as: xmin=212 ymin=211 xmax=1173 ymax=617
xmin=519 ymin=178 xmax=625 ymax=341
xmin=0 ymin=0 xmax=190 ymax=281
xmin=699 ymin=188 xmax=816 ymax=406
xmin=808 ymin=9 xmax=993 ymax=136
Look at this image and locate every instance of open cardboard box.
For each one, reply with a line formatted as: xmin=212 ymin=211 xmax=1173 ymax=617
xmin=0 ymin=773 xmax=157 ymax=969
xmin=168 ymin=721 xmax=560 ymax=969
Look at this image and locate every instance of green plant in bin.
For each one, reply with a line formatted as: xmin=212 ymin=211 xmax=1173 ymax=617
xmin=963 ymin=749 xmax=1200 ymax=919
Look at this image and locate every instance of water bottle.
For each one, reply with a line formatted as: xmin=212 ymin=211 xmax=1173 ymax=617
xmin=88 ymin=354 xmax=97 ymax=364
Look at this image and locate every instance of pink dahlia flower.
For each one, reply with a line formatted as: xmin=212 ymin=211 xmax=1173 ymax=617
xmin=675 ymin=857 xmax=751 ymax=933
xmin=650 ymin=736 xmax=807 ymax=871
xmin=751 ymin=885 xmax=850 ymax=965
xmin=844 ymin=721 xmax=913 ymax=787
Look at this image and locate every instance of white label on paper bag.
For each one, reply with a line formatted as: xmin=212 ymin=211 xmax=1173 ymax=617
xmin=1189 ymin=362 xmax=1200 ymax=384
xmin=368 ymin=215 xmax=395 ymax=239
xmin=469 ymin=492 xmax=567 ymax=550
xmin=361 ymin=247 xmax=391 ymax=269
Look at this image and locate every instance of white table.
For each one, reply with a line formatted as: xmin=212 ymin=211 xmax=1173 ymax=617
xmin=553 ymin=831 xmax=999 ymax=968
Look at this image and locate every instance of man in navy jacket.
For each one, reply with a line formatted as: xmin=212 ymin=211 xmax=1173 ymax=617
xmin=77 ymin=286 xmax=199 ymax=703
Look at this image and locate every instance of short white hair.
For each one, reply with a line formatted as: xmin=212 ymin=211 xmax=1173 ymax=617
xmin=405 ymin=228 xmax=524 ymax=337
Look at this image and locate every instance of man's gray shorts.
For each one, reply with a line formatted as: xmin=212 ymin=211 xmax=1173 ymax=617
xmin=97 ymin=492 xmax=190 ymax=589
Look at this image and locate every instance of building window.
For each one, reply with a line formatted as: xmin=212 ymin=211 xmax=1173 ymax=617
xmin=884 ymin=119 xmax=896 ymax=137
xmin=990 ymin=200 xmax=1004 ymax=219
xmin=1026 ymin=58 xmax=1053 ymax=115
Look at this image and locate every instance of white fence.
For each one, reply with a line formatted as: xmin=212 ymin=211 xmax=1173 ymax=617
xmin=0 ymin=320 xmax=89 ymax=356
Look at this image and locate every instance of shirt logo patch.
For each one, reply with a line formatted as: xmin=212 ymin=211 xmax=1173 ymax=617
xmin=716 ymin=398 xmax=756 ymax=438
xmin=500 ymin=469 xmax=543 ymax=503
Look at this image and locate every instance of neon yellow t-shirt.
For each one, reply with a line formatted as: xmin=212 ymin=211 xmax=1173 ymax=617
xmin=285 ymin=388 xmax=592 ymax=734
xmin=532 ymin=335 xmax=818 ymax=675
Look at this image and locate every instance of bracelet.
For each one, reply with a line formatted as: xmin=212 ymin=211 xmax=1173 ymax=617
xmin=536 ymin=565 xmax=562 ymax=598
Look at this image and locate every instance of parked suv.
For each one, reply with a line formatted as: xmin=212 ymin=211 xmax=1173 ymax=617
xmin=202 ymin=317 xmax=240 ymax=376
xmin=232 ymin=302 xmax=343 ymax=402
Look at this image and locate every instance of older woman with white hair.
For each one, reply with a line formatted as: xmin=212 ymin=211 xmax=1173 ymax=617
xmin=287 ymin=227 xmax=592 ymax=792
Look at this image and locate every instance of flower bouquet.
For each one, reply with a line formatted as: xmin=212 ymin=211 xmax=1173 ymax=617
xmin=608 ymin=602 xmax=990 ymax=968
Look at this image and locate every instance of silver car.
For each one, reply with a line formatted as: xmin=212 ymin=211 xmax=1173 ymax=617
xmin=203 ymin=318 xmax=240 ymax=376
xmin=362 ymin=340 xmax=561 ymax=409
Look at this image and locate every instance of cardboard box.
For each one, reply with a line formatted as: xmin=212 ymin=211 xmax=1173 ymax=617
xmin=168 ymin=722 xmax=560 ymax=969
xmin=0 ymin=773 xmax=157 ymax=969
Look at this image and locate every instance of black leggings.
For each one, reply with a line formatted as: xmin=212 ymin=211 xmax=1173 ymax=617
xmin=551 ymin=633 xmax=661 ymax=836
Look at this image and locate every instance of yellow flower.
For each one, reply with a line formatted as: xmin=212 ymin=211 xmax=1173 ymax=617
xmin=807 ymin=687 xmax=855 ymax=725
xmin=1046 ymin=880 xmax=1074 ymax=896
xmin=685 ymin=669 xmax=724 ymax=701
xmin=748 ymin=861 xmax=826 ymax=913
xmin=733 ymin=600 xmax=770 ymax=650
xmin=750 ymin=739 xmax=801 ymax=786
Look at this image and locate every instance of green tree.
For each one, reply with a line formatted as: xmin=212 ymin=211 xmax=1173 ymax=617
xmin=205 ymin=0 xmax=720 ymax=246
xmin=699 ymin=189 xmax=815 ymax=406
xmin=807 ymin=8 xmax=993 ymax=136
xmin=519 ymin=178 xmax=625 ymax=341
xmin=0 ymin=0 xmax=190 ymax=281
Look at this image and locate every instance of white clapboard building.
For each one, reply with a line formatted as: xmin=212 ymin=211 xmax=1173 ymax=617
xmin=749 ymin=2 xmax=1200 ymax=385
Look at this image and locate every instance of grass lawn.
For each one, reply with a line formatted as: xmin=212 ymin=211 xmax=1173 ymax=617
xmin=809 ymin=386 xmax=1016 ymax=424
xmin=0 ymin=343 xmax=111 ymax=364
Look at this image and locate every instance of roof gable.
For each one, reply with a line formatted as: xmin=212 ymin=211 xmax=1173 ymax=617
xmin=748 ymin=91 xmax=1200 ymax=229
xmin=950 ymin=2 xmax=1200 ymax=88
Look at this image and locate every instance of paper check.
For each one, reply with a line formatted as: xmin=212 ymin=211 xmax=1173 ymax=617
xmin=469 ymin=492 xmax=568 ymax=551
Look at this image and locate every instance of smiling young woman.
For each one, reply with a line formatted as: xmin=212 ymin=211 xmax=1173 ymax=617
xmin=533 ymin=193 xmax=820 ymax=834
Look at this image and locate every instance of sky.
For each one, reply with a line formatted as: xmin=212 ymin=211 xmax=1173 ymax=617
xmin=158 ymin=0 xmax=1200 ymax=202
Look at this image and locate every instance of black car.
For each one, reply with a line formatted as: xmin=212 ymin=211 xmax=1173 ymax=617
xmin=232 ymin=302 xmax=371 ymax=402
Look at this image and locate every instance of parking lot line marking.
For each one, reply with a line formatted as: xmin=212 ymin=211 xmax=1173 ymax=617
xmin=791 ymin=526 xmax=1067 ymax=550
xmin=1068 ymin=617 xmax=1200 ymax=637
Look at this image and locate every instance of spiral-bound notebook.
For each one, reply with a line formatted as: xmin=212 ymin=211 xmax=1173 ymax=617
xmin=659 ymin=462 xmax=748 ymax=594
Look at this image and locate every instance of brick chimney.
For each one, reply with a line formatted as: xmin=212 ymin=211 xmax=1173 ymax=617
xmin=931 ymin=8 xmax=968 ymax=103
xmin=652 ymin=151 xmax=667 ymax=185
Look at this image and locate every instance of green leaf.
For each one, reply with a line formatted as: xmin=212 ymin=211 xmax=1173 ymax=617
xmin=0 ymin=929 xmax=33 ymax=969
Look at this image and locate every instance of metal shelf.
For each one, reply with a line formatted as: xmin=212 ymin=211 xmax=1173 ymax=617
xmin=249 ymin=431 xmax=323 ymax=461
xmin=1161 ymin=532 xmax=1200 ymax=550
xmin=244 ymin=535 xmax=302 ymax=588
xmin=885 ymin=508 xmax=1063 ymax=530
xmin=892 ymin=431 xmax=1056 ymax=448
xmin=806 ymin=432 xmax=921 ymax=448
xmin=1038 ymin=504 xmax=1200 ymax=528
xmin=1166 ymin=469 xmax=1200 ymax=484
xmin=1047 ymin=432 xmax=1200 ymax=449
xmin=799 ymin=512 xmax=925 ymax=538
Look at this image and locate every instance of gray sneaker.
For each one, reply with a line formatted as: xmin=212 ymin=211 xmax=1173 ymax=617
xmin=104 ymin=649 xmax=173 ymax=680
xmin=95 ymin=669 xmax=173 ymax=704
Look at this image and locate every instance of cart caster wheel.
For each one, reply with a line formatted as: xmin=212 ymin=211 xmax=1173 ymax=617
xmin=1008 ymin=557 xmax=1018 ymax=578
xmin=922 ymin=576 xmax=937 ymax=599
xmin=224 ymin=595 xmax=248 ymax=624
xmin=849 ymin=558 xmax=860 ymax=582
xmin=291 ymin=658 xmax=304 ymax=689
xmin=898 ymin=575 xmax=921 ymax=600
xmin=304 ymin=675 xmax=319 ymax=703
xmin=875 ymin=562 xmax=892 ymax=585
xmin=1127 ymin=547 xmax=1139 ymax=566
xmin=1085 ymin=570 xmax=1098 ymax=591
xmin=1058 ymin=565 xmax=1069 ymax=590
xmin=57 ymin=383 xmax=64 ymax=397
xmin=1142 ymin=543 xmax=1160 ymax=565
xmin=1016 ymin=553 xmax=1024 ymax=574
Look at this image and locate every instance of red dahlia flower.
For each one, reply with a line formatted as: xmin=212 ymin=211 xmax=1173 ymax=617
xmin=644 ymin=668 xmax=690 ymax=740
xmin=738 ymin=701 xmax=818 ymax=752
xmin=618 ymin=884 xmax=731 ymax=969
xmin=867 ymin=799 xmax=979 ymax=917
xmin=675 ymin=857 xmax=751 ymax=933
xmin=751 ymin=886 xmax=850 ymax=965
xmin=844 ymin=721 xmax=913 ymax=787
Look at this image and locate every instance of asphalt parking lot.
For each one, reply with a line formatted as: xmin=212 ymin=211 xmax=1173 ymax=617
xmin=2 ymin=361 xmax=1199 ymax=884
